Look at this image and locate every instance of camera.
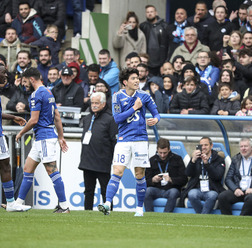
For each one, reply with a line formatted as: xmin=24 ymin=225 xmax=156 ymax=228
xmin=196 ymin=144 xmax=202 ymax=152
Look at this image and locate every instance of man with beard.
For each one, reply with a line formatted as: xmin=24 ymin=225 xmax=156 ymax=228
xmin=137 ymin=63 xmax=149 ymax=91
xmin=140 ymin=5 xmax=169 ymax=76
xmin=37 ymin=48 xmax=53 ymax=86
xmin=242 ymin=31 xmax=252 ymax=49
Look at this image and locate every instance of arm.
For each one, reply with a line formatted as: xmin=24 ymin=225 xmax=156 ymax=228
xmin=188 ymin=95 xmax=210 ymax=115
xmin=169 ymin=93 xmax=182 ymax=114
xmin=145 ymin=94 xmax=160 ymax=125
xmin=102 ymin=67 xmax=120 ymax=88
xmin=209 ymin=67 xmax=220 ymax=88
xmin=15 ymin=110 xmax=40 ymax=142
xmin=210 ymin=99 xmax=220 ymax=115
xmin=225 ymin=159 xmax=240 ymax=192
xmin=2 ymin=113 xmax=26 ymax=126
xmin=54 ymin=109 xmax=68 ymax=153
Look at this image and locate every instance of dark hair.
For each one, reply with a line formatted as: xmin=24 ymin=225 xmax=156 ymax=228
xmin=208 ymin=51 xmax=221 ymax=68
xmin=5 ymin=27 xmax=17 ymax=34
xmin=73 ymin=48 xmax=80 ymax=56
xmin=131 ymin=55 xmax=141 ymax=61
xmin=219 ymin=69 xmax=234 ymax=86
xmin=242 ymin=31 xmax=252 ymax=39
xmin=22 ymin=68 xmax=41 ymax=80
xmin=0 ymin=54 xmax=7 ymax=66
xmin=119 ymin=67 xmax=139 ymax=84
xmin=239 ymin=3 xmax=249 ymax=10
xmin=17 ymin=50 xmax=31 ymax=59
xmin=214 ymin=5 xmax=228 ymax=16
xmin=87 ymin=63 xmax=100 ymax=73
xmin=99 ymin=49 xmax=110 ymax=57
xmin=19 ymin=0 xmax=31 ymax=8
xmin=239 ymin=48 xmax=252 ymax=58
xmin=125 ymin=52 xmax=138 ymax=61
xmin=172 ymin=55 xmax=185 ymax=66
xmin=157 ymin=138 xmax=170 ymax=150
xmin=39 ymin=47 xmax=51 ymax=56
xmin=63 ymin=47 xmax=75 ymax=55
xmin=221 ymin=59 xmax=235 ymax=68
xmin=137 ymin=63 xmax=149 ymax=71
xmin=196 ymin=1 xmax=207 ymax=9
xmin=241 ymin=95 xmax=252 ymax=109
xmin=184 ymin=75 xmax=198 ymax=84
xmin=218 ymin=82 xmax=232 ymax=92
xmin=200 ymin=136 xmax=212 ymax=146
xmin=145 ymin=5 xmax=156 ymax=10
xmin=48 ymin=66 xmax=59 ymax=73
xmin=126 ymin=11 xmax=139 ymax=26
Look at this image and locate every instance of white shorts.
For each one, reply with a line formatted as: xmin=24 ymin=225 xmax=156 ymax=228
xmin=0 ymin=136 xmax=10 ymax=160
xmin=28 ymin=138 xmax=57 ymax=163
xmin=112 ymin=141 xmax=150 ymax=169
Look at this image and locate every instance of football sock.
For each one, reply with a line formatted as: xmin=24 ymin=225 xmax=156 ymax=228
xmin=105 ymin=174 xmax=121 ymax=205
xmin=2 ymin=180 xmax=14 ymax=202
xmin=18 ymin=172 xmax=34 ymax=200
xmin=136 ymin=176 xmax=146 ymax=208
xmin=50 ymin=171 xmax=66 ymax=203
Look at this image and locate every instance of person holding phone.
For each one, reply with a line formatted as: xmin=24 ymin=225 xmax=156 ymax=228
xmin=178 ymin=136 xmax=225 ymax=214
xmin=144 ymin=138 xmax=187 ymax=212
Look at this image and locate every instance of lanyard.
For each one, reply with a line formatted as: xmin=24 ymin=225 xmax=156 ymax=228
xmin=158 ymin=162 xmax=169 ymax=173
xmin=201 ymin=156 xmax=212 ymax=178
xmin=88 ymin=115 xmax=95 ymax=131
xmin=241 ymin=159 xmax=252 ymax=176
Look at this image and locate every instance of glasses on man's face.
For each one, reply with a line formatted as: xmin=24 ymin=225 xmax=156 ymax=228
xmin=197 ymin=56 xmax=209 ymax=59
xmin=49 ymin=31 xmax=58 ymax=34
xmin=185 ymin=34 xmax=196 ymax=37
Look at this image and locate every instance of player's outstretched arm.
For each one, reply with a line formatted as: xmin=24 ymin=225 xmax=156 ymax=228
xmin=16 ymin=111 xmax=40 ymax=142
xmin=2 ymin=113 xmax=26 ymax=126
xmin=146 ymin=118 xmax=159 ymax=126
xmin=54 ymin=109 xmax=68 ymax=153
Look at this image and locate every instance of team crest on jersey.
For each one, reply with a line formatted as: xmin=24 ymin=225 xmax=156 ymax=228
xmin=114 ymin=104 xmax=120 ymax=113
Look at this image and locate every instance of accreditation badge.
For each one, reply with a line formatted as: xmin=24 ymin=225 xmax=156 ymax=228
xmin=200 ymin=180 xmax=210 ymax=192
xmin=82 ymin=131 xmax=92 ymax=145
xmin=240 ymin=176 xmax=252 ymax=191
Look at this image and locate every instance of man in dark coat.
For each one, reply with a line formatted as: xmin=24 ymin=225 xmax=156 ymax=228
xmin=144 ymin=138 xmax=187 ymax=212
xmin=179 ymin=137 xmax=225 ymax=214
xmin=78 ymin=92 xmax=118 ymax=210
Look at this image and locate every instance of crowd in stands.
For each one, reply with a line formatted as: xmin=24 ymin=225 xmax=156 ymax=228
xmin=1 ymin=0 xmax=252 ymax=124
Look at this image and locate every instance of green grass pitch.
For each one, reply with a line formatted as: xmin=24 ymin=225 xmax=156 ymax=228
xmin=1 ymin=209 xmax=252 ymax=248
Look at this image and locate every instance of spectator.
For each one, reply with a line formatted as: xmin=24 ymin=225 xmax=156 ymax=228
xmin=161 ymin=61 xmax=174 ymax=76
xmin=11 ymin=0 xmax=44 ymax=44
xmin=187 ymin=1 xmax=215 ymax=42
xmin=34 ymin=0 xmax=66 ymax=42
xmin=78 ymin=92 xmax=118 ymax=210
xmin=124 ymin=52 xmax=138 ymax=68
xmin=0 ymin=27 xmax=31 ymax=70
xmin=37 ymin=48 xmax=53 ymax=86
xmin=171 ymin=55 xmax=185 ymax=81
xmin=138 ymin=53 xmax=149 ymax=66
xmin=46 ymin=67 xmax=61 ymax=91
xmin=0 ymin=54 xmax=15 ymax=85
xmin=147 ymin=76 xmax=170 ymax=113
xmin=170 ymin=27 xmax=210 ymax=66
xmin=241 ymin=31 xmax=252 ymax=49
xmin=10 ymin=50 xmax=37 ymax=77
xmin=140 ymin=5 xmax=169 ymax=76
xmin=12 ymin=0 xmax=36 ymax=18
xmin=179 ymin=137 xmax=225 ymax=214
xmin=144 ymin=138 xmax=187 ymax=212
xmin=85 ymin=63 xmax=100 ymax=101
xmin=98 ymin=49 xmax=120 ymax=95
xmin=218 ymin=138 xmax=252 ymax=216
xmin=167 ymin=8 xmax=189 ymax=60
xmin=202 ymin=5 xmax=235 ymax=52
xmin=113 ymin=11 xmax=146 ymax=69
xmin=56 ymin=47 xmax=75 ymax=71
xmin=162 ymin=74 xmax=177 ymax=104
xmin=52 ymin=66 xmax=84 ymax=109
xmin=73 ymin=48 xmax=88 ymax=82
xmin=195 ymin=51 xmax=220 ymax=94
xmin=95 ymin=79 xmax=112 ymax=110
xmin=231 ymin=4 xmax=249 ymax=30
xmin=240 ymin=5 xmax=252 ymax=34
xmin=30 ymin=24 xmax=61 ymax=65
xmin=136 ymin=63 xmax=149 ymax=91
xmin=130 ymin=54 xmax=141 ymax=69
xmin=236 ymin=95 xmax=252 ymax=116
xmin=169 ymin=75 xmax=210 ymax=115
xmin=0 ymin=1 xmax=13 ymax=38
xmin=210 ymin=82 xmax=241 ymax=115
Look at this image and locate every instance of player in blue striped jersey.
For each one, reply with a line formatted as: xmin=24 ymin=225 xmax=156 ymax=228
xmin=15 ymin=68 xmax=69 ymax=213
xmin=98 ymin=68 xmax=160 ymax=216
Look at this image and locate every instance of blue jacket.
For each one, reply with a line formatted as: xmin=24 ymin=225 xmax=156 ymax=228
xmin=37 ymin=63 xmax=53 ymax=86
xmin=100 ymin=60 xmax=119 ymax=95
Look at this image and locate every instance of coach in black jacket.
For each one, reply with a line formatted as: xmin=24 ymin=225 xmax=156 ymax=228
xmin=144 ymin=138 xmax=187 ymax=212
xmin=78 ymin=92 xmax=118 ymax=210
xmin=178 ymin=137 xmax=225 ymax=214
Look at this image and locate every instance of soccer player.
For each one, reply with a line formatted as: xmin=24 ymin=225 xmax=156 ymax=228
xmin=98 ymin=67 xmax=160 ymax=216
xmin=15 ymin=68 xmax=69 ymax=213
xmin=0 ymin=72 xmax=31 ymax=212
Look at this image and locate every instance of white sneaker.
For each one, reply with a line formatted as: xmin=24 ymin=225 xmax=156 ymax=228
xmin=6 ymin=201 xmax=31 ymax=212
xmin=134 ymin=212 xmax=144 ymax=217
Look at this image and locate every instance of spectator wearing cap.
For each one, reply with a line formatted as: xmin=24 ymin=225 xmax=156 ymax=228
xmin=95 ymin=79 xmax=112 ymax=110
xmin=169 ymin=75 xmax=210 ymax=114
xmin=52 ymin=66 xmax=84 ymax=109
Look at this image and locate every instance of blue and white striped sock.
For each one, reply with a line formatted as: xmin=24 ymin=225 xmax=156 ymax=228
xmin=136 ymin=177 xmax=146 ymax=208
xmin=105 ymin=174 xmax=121 ymax=203
xmin=18 ymin=172 xmax=34 ymax=200
xmin=50 ymin=171 xmax=66 ymax=203
xmin=2 ymin=180 xmax=14 ymax=202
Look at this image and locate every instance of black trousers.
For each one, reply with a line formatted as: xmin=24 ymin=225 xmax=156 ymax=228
xmin=218 ymin=190 xmax=252 ymax=216
xmin=83 ymin=169 xmax=110 ymax=210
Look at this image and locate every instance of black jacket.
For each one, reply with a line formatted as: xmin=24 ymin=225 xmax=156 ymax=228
xmin=145 ymin=152 xmax=188 ymax=191
xmin=52 ymin=81 xmax=84 ymax=109
xmin=140 ymin=16 xmax=169 ymax=68
xmin=234 ymin=62 xmax=252 ymax=88
xmin=178 ymin=150 xmax=225 ymax=207
xmin=169 ymin=87 xmax=210 ymax=114
xmin=78 ymin=106 xmax=118 ymax=173
xmin=225 ymin=153 xmax=252 ymax=192
xmin=0 ymin=0 xmax=11 ymax=24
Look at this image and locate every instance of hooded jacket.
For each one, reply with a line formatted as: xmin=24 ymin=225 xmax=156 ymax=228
xmin=11 ymin=8 xmax=45 ymax=44
xmin=68 ymin=62 xmax=82 ymax=84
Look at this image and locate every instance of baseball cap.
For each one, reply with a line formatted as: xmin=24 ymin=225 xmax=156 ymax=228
xmin=61 ymin=67 xmax=73 ymax=76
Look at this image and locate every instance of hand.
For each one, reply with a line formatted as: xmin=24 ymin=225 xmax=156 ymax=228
xmin=217 ymin=110 xmax=225 ymax=115
xmin=5 ymin=13 xmax=12 ymax=23
xmin=133 ymin=97 xmax=142 ymax=111
xmin=16 ymin=102 xmax=26 ymax=113
xmin=118 ymin=23 xmax=127 ymax=34
xmin=234 ymin=188 xmax=244 ymax=197
xmin=223 ymin=35 xmax=230 ymax=46
xmin=229 ymin=10 xmax=238 ymax=21
xmin=59 ymin=138 xmax=68 ymax=153
xmin=192 ymin=149 xmax=201 ymax=163
xmin=245 ymin=188 xmax=252 ymax=194
xmin=176 ymin=83 xmax=183 ymax=93
xmin=180 ymin=109 xmax=189 ymax=115
xmin=15 ymin=132 xmax=22 ymax=143
xmin=222 ymin=53 xmax=231 ymax=61
xmin=241 ymin=108 xmax=247 ymax=113
xmin=147 ymin=118 xmax=158 ymax=126
xmin=56 ymin=103 xmax=62 ymax=107
xmin=14 ymin=78 xmax=21 ymax=87
xmin=201 ymin=153 xmax=209 ymax=164
xmin=152 ymin=175 xmax=162 ymax=183
xmin=163 ymin=174 xmax=171 ymax=183
xmin=193 ymin=14 xmax=200 ymax=23
xmin=13 ymin=116 xmax=26 ymax=126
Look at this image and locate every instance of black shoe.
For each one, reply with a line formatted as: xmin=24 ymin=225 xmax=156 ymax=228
xmin=53 ymin=205 xmax=70 ymax=213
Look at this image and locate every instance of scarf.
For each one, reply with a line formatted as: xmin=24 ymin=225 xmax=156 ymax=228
xmin=184 ymin=39 xmax=198 ymax=54
xmin=172 ymin=21 xmax=187 ymax=44
xmin=196 ymin=65 xmax=213 ymax=94
xmin=128 ymin=28 xmax=138 ymax=41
